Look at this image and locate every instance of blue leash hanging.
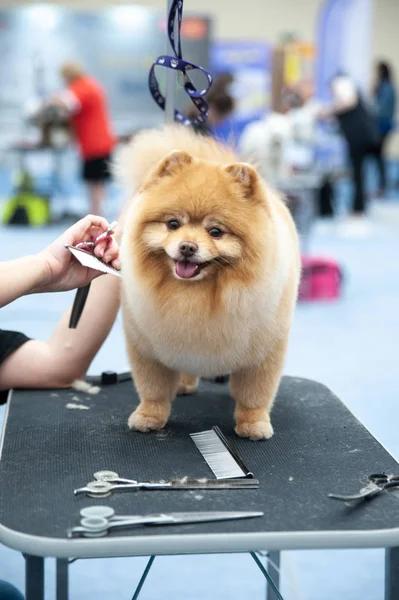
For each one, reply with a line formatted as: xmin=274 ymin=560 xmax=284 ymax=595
xmin=148 ymin=0 xmax=213 ymax=126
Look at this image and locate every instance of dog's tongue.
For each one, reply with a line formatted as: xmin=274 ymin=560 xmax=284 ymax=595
xmin=176 ymin=260 xmax=198 ymax=279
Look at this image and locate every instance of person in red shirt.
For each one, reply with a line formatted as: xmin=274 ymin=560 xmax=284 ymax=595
xmin=51 ymin=62 xmax=116 ymax=215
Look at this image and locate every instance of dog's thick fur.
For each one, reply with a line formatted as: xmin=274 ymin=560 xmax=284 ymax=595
xmin=118 ymin=125 xmax=300 ymax=440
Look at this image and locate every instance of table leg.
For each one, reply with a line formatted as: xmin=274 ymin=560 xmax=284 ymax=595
xmin=131 ymin=556 xmax=156 ymax=600
xmin=266 ymin=552 xmax=281 ymax=600
xmin=25 ymin=555 xmax=44 ymax=600
xmin=56 ymin=559 xmax=69 ymax=600
xmin=385 ymin=547 xmax=399 ymax=600
xmin=250 ymin=552 xmax=284 ymax=600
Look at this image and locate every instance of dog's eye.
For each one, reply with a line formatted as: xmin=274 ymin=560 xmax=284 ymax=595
xmin=209 ymin=227 xmax=223 ymax=239
xmin=167 ymin=220 xmax=180 ymax=231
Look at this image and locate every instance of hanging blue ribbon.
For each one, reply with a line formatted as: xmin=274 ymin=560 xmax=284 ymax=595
xmin=148 ymin=0 xmax=213 ymax=126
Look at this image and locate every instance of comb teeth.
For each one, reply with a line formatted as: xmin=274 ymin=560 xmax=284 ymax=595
xmin=66 ymin=246 xmax=121 ymax=277
xmin=190 ymin=427 xmax=252 ymax=480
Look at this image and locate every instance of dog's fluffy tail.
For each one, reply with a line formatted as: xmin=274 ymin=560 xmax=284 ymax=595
xmin=113 ymin=124 xmax=238 ymax=193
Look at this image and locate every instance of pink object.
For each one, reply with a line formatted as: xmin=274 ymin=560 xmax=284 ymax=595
xmin=298 ymin=256 xmax=343 ymax=301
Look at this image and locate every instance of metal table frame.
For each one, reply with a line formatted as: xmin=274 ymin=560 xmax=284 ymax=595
xmin=28 ymin=551 xmax=282 ymax=600
xmin=14 ymin=541 xmax=399 ymax=600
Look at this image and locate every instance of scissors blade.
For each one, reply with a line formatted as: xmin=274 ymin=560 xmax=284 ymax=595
xmin=66 ymin=245 xmax=121 ymax=277
xmin=169 ymin=479 xmax=259 ymax=489
xmin=151 ymin=511 xmax=264 ymax=525
xmin=328 ymin=482 xmax=381 ymax=502
xmin=69 ymin=284 xmax=91 ymax=329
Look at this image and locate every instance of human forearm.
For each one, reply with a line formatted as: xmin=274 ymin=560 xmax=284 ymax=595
xmin=333 ymin=98 xmax=357 ymax=114
xmin=317 ymin=97 xmax=356 ymax=120
xmin=0 ymin=272 xmax=122 ymax=391
xmin=0 ymin=254 xmax=49 ymax=308
xmin=0 ymin=212 xmax=127 ymax=389
xmin=46 ymin=273 xmax=121 ymax=383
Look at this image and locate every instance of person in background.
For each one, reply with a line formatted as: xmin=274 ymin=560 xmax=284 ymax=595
xmin=288 ymin=80 xmax=321 ymax=145
xmin=186 ymin=72 xmax=235 ymax=136
xmin=372 ymin=61 xmax=397 ymax=196
xmin=48 ymin=62 xmax=116 ymax=216
xmin=320 ymin=73 xmax=379 ymax=233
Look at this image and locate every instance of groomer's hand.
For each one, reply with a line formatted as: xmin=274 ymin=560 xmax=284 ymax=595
xmin=35 ymin=215 xmax=121 ymax=293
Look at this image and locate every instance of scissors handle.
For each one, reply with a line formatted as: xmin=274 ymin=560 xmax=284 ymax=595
xmin=68 ymin=514 xmax=180 ymax=537
xmin=74 ymin=480 xmax=173 ymax=497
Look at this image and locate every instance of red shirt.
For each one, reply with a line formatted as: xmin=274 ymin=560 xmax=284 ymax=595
xmin=68 ymin=76 xmax=116 ymax=160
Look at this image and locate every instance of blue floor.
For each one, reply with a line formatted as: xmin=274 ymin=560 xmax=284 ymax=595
xmin=1 ymin=201 xmax=399 ymax=599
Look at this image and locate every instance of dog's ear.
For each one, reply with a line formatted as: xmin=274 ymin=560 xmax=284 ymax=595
xmin=155 ymin=150 xmax=193 ymax=178
xmin=139 ymin=150 xmax=193 ymax=192
xmin=224 ymin=163 xmax=260 ymax=200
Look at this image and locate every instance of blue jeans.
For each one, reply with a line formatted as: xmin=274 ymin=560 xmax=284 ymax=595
xmin=0 ymin=581 xmax=24 ymax=600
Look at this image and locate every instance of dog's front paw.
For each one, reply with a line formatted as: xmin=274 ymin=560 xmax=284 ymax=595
xmin=235 ymin=420 xmax=274 ymax=441
xmin=128 ymin=407 xmax=168 ymax=432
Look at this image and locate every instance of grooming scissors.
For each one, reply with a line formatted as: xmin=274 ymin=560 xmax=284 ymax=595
xmin=74 ymin=470 xmax=259 ymax=498
xmin=329 ymin=473 xmax=399 ymax=503
xmin=67 ymin=505 xmax=264 ymax=537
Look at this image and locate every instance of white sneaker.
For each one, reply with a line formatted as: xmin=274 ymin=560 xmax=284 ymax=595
xmin=338 ymin=215 xmax=372 ymax=238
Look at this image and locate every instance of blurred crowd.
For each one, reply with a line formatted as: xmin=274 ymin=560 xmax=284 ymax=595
xmin=196 ymin=63 xmax=397 ymax=232
xmin=15 ymin=59 xmax=397 ymax=229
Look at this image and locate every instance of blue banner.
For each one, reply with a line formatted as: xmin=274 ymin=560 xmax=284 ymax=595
xmin=315 ymin=0 xmax=374 ymax=101
xmin=315 ymin=0 xmax=353 ymax=102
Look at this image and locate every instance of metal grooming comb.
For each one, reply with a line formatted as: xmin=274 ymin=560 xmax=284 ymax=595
xmin=190 ymin=426 xmax=254 ymax=480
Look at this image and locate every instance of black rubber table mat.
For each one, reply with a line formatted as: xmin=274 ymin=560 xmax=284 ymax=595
xmin=1 ymin=377 xmax=398 ymax=540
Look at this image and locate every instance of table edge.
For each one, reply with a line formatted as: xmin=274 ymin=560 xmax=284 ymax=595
xmin=1 ymin=522 xmax=399 ymax=558
xmin=0 ymin=388 xmax=12 ymax=460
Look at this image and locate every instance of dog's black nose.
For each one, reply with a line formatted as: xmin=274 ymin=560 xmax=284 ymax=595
xmin=179 ymin=241 xmax=198 ymax=258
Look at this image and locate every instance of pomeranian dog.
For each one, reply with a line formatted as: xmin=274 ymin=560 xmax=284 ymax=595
xmin=117 ymin=125 xmax=300 ymax=440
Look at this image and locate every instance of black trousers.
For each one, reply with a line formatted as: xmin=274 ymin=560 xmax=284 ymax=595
xmin=348 ymin=145 xmax=369 ymax=214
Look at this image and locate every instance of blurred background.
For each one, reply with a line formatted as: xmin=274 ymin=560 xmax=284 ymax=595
xmin=1 ymin=0 xmax=399 ymax=598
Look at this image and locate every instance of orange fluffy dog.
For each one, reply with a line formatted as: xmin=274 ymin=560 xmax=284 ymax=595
xmin=118 ymin=125 xmax=300 ymax=440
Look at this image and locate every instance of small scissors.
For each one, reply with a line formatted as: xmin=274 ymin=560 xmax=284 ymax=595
xmin=74 ymin=470 xmax=259 ymax=498
xmin=329 ymin=473 xmax=399 ymax=503
xmin=74 ymin=221 xmax=118 ymax=252
xmin=67 ymin=505 xmax=264 ymax=538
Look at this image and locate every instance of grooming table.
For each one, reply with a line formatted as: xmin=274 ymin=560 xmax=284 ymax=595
xmin=1 ymin=376 xmax=399 ymax=600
